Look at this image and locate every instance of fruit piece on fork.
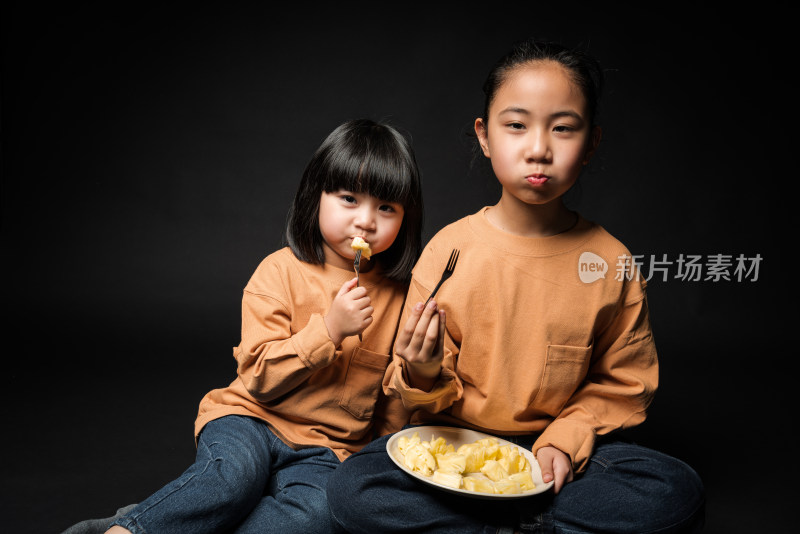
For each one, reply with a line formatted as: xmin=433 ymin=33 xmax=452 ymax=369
xmin=350 ymin=236 xmax=372 ymax=259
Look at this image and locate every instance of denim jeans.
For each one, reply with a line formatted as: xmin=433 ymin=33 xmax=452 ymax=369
xmin=111 ymin=415 xmax=341 ymax=534
xmin=326 ymin=431 xmax=705 ymax=534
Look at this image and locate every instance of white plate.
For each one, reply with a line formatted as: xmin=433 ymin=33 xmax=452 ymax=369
xmin=386 ymin=425 xmax=553 ymax=499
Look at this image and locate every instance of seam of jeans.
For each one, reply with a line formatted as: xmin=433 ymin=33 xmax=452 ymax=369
xmin=328 ymin=504 xmax=354 ymax=534
xmin=127 ymin=453 xmax=217 ymax=522
xmin=111 ymin=515 xmax=147 ymax=534
xmin=588 ymin=454 xmax=610 ymax=470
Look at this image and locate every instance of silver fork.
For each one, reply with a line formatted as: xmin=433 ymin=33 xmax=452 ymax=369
xmin=425 ymin=249 xmax=459 ymax=304
xmin=354 ymin=250 xmax=362 ymax=341
xmin=354 ymin=249 xmax=362 ymax=286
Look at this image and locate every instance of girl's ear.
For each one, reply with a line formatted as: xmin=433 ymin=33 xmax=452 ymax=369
xmin=583 ymin=126 xmax=602 ymax=165
xmin=474 ymin=118 xmax=490 ymax=157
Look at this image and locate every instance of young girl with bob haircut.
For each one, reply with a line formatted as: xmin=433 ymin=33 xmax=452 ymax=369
xmin=63 ymin=118 xmax=423 ymax=534
xmin=326 ymin=40 xmax=705 ymax=534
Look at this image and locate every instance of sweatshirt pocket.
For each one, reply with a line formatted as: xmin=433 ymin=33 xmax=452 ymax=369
xmin=531 ymin=343 xmax=593 ymax=416
xmin=338 ymin=347 xmax=391 ymax=420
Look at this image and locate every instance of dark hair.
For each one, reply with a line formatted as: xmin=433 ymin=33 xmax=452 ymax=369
xmin=481 ymin=39 xmax=604 ymax=129
xmin=285 ymin=119 xmax=423 ymax=283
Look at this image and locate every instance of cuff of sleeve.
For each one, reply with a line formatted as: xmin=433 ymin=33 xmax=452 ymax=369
xmin=291 ymin=313 xmax=337 ymax=371
xmin=532 ymin=418 xmax=596 ymax=473
xmin=390 ymin=358 xmax=462 ymax=411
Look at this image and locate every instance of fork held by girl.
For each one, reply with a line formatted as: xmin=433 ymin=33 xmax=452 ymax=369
xmin=425 ymin=248 xmax=459 ymax=304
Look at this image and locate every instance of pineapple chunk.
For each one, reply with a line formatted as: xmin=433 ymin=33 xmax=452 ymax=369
xmin=350 ymin=236 xmax=372 ymax=259
xmin=509 ymin=471 xmax=536 ymax=491
xmin=397 ymin=432 xmax=421 ymax=455
xmin=455 ymin=443 xmax=473 ymax=455
xmin=457 ymin=443 xmax=487 ymax=473
xmin=404 ymin=443 xmax=436 ymax=476
xmin=426 ymin=435 xmax=453 ymax=455
xmin=498 ymin=445 xmax=531 ymax=475
xmin=480 ymin=459 xmax=509 ymax=482
xmin=477 ymin=438 xmax=500 ymax=458
xmin=514 ymin=450 xmax=531 ymax=473
xmin=497 ymin=446 xmax=519 ymax=474
xmin=435 ymin=452 xmax=467 ymax=474
xmin=432 ymin=470 xmax=463 ymax=489
xmin=493 ymin=478 xmax=522 ymax=495
xmin=462 ymin=473 xmax=495 ymax=493
xmin=497 ymin=456 xmax=511 ymax=474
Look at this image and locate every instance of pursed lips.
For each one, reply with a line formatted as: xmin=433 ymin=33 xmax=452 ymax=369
xmin=526 ymin=174 xmax=549 ymax=185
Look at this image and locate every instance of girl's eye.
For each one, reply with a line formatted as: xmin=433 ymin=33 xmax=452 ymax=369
xmin=341 ymin=195 xmax=356 ymax=204
xmin=553 ymin=125 xmax=576 ymax=133
xmin=507 ymin=122 xmax=525 ymax=130
xmin=379 ymin=204 xmax=396 ymax=213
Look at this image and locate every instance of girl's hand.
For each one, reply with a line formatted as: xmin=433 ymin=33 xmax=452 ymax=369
xmin=324 ymin=277 xmax=373 ymax=346
xmin=536 ymin=446 xmax=574 ymax=494
xmin=394 ymin=300 xmax=445 ymax=390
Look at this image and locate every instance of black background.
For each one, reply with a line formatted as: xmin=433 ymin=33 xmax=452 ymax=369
xmin=2 ymin=3 xmax=795 ymax=533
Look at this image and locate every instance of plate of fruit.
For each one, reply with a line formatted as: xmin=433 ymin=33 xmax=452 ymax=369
xmin=386 ymin=426 xmax=553 ymax=498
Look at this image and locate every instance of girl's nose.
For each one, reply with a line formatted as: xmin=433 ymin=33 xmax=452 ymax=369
xmin=354 ymin=208 xmax=376 ymax=230
xmin=524 ymin=131 xmax=551 ymax=162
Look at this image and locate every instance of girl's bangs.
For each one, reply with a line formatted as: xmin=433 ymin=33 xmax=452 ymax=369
xmin=323 ymin=150 xmax=413 ymax=205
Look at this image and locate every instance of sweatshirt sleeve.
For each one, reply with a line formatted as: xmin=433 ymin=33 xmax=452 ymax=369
xmin=532 ymin=280 xmax=658 ymax=473
xmin=235 ymin=283 xmax=339 ymax=403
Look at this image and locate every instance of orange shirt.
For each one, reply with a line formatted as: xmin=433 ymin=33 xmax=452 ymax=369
xmin=196 ymin=247 xmax=410 ymax=461
xmin=386 ymin=208 xmax=658 ymax=472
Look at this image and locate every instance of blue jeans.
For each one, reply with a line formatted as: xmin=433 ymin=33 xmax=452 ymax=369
xmin=326 ymin=432 xmax=705 ymax=534
xmin=111 ymin=415 xmax=341 ymax=534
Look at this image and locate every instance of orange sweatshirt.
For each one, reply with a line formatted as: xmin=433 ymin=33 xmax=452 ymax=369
xmin=196 ymin=247 xmax=410 ymax=461
xmin=386 ymin=207 xmax=658 ymax=472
